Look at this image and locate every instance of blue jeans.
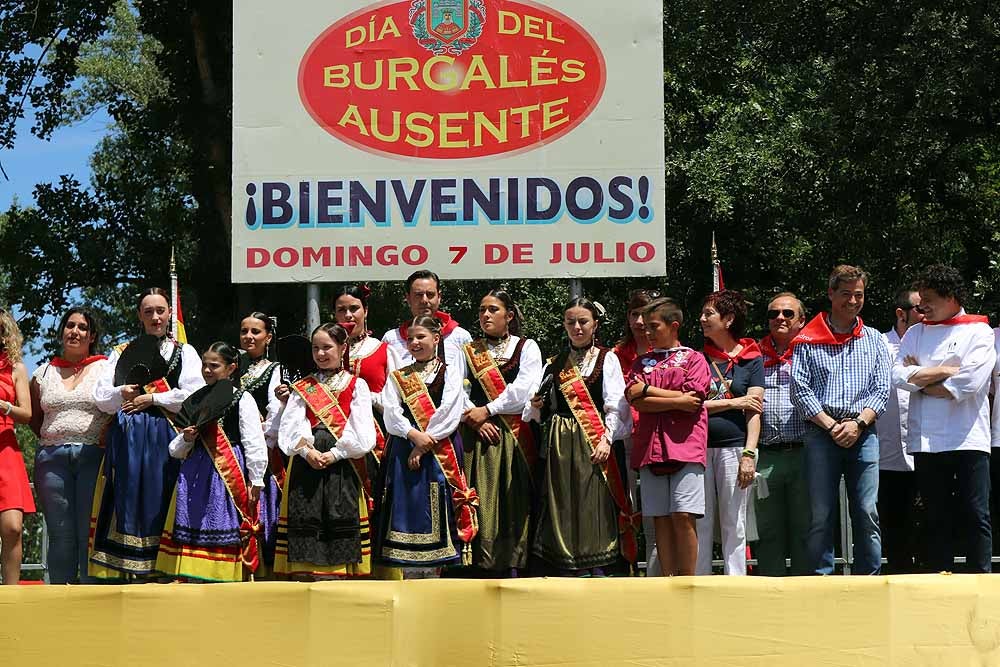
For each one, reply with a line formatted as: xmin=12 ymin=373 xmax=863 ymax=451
xmin=34 ymin=444 xmax=104 ymax=584
xmin=804 ymin=425 xmax=881 ymax=575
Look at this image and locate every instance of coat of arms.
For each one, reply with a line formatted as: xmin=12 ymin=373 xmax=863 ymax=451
xmin=409 ymin=0 xmax=486 ymax=55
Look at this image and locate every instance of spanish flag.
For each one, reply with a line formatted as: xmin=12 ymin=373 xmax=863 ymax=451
xmin=170 ymin=247 xmax=188 ymax=345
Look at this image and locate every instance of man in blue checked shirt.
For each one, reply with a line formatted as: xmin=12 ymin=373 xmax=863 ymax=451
xmin=790 ymin=265 xmax=891 ymax=575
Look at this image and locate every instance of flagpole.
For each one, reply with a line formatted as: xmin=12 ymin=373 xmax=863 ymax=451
xmin=170 ymin=246 xmax=179 ymax=339
xmin=711 ymin=232 xmax=722 ymax=292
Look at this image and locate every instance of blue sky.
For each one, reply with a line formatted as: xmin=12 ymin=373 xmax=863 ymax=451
xmin=1 ymin=109 xmax=112 ymax=374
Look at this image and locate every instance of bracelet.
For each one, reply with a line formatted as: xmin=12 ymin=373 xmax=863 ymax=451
xmin=741 ymin=448 xmax=758 ymax=461
xmin=642 ymin=383 xmax=650 ymax=398
xmin=825 ymin=421 xmax=837 ymax=433
xmin=2 ymin=401 xmax=11 ymax=416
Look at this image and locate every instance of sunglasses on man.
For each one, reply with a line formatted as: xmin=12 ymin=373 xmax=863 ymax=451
xmin=766 ymin=309 xmax=797 ymax=320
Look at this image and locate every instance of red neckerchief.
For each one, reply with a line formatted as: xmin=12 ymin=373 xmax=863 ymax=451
xmin=923 ymin=313 xmax=990 ymax=326
xmin=50 ymin=355 xmax=108 ymax=372
xmin=398 ymin=311 xmax=459 ymax=340
xmin=793 ymin=313 xmax=864 ymax=346
xmin=759 ymin=335 xmax=794 ymax=367
xmin=703 ymin=338 xmax=762 ymax=373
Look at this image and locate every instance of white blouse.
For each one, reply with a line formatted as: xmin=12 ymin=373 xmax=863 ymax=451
xmin=381 ymin=324 xmax=473 ymax=367
xmin=33 ymin=360 xmax=112 ymax=447
xmin=382 ymin=355 xmax=468 ymax=441
xmin=167 ymin=390 xmax=268 ymax=487
xmin=461 ymin=336 xmax=543 ymax=416
xmin=93 ymin=339 xmax=205 ymax=414
xmin=277 ymin=373 xmax=376 ymax=461
xmin=523 ymin=349 xmax=632 ymax=442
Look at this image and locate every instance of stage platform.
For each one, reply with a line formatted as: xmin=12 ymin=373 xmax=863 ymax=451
xmin=2 ymin=575 xmax=998 ymax=666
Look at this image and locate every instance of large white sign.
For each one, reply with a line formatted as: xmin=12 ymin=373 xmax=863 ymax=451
xmin=232 ymin=0 xmax=665 ymax=282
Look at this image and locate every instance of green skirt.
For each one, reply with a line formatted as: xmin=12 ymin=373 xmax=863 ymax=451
xmin=533 ymin=414 xmax=618 ymax=570
xmin=461 ymin=420 xmax=533 ymax=571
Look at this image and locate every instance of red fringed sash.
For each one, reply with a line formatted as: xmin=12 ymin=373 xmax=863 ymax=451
xmin=463 ymin=340 xmax=539 ymax=468
xmin=291 ymin=376 xmax=373 ymax=509
xmin=557 ymin=364 xmax=640 ymax=564
xmin=391 ymin=368 xmax=479 ymax=557
xmin=199 ymin=422 xmax=261 ymax=572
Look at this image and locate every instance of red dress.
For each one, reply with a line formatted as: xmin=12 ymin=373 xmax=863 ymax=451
xmin=0 ymin=353 xmax=35 ymax=513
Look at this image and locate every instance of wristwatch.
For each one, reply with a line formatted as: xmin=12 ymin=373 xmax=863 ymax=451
xmin=853 ymin=417 xmax=868 ymax=431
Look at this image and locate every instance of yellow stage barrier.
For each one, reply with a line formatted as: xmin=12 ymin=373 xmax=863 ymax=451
xmin=2 ymin=575 xmax=1000 ymax=666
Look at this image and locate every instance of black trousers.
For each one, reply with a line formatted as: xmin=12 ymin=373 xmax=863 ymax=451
xmin=877 ymin=470 xmax=918 ymax=574
xmin=914 ymin=451 xmax=991 ymax=573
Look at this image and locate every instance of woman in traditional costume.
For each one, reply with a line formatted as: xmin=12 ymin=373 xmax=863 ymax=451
xmin=156 ymin=342 xmax=267 ymax=581
xmin=460 ymin=290 xmax=542 ymax=576
xmin=274 ymin=322 xmax=376 ymax=579
xmin=90 ymin=288 xmax=204 ymax=579
xmin=374 ymin=315 xmax=476 ymax=577
xmin=237 ymin=312 xmax=284 ymax=573
xmin=0 ymin=308 xmax=36 ymax=584
xmin=527 ymin=297 xmax=634 ymax=576
xmin=29 ymin=308 xmax=109 ymax=583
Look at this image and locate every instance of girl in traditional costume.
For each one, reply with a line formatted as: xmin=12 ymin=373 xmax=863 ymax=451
xmin=274 ymin=322 xmax=376 ymax=579
xmin=374 ymin=315 xmax=476 ymax=576
xmin=156 ymin=342 xmax=267 ymax=581
xmin=458 ymin=290 xmax=542 ymax=576
xmin=237 ymin=312 xmax=284 ymax=573
xmin=90 ymin=288 xmax=204 ymax=579
xmin=527 ymin=297 xmax=635 ymax=576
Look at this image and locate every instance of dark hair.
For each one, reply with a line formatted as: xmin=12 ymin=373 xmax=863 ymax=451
xmin=644 ymin=297 xmax=684 ymax=326
xmin=913 ymin=264 xmax=968 ymax=305
xmin=619 ymin=288 xmax=660 ymax=347
xmin=410 ymin=315 xmax=443 ymax=335
xmin=893 ymin=288 xmax=919 ymax=311
xmin=481 ymin=289 xmax=524 ymax=336
xmin=405 ymin=270 xmax=441 ymax=293
xmin=242 ymin=311 xmax=275 ymax=334
xmin=55 ymin=307 xmax=102 ymax=355
xmin=311 ymin=322 xmax=349 ymax=345
xmin=828 ymin=265 xmax=869 ymax=291
xmin=136 ymin=287 xmax=170 ymax=310
xmin=206 ymin=341 xmax=240 ymax=366
xmin=334 ymin=284 xmax=371 ymax=309
xmin=703 ymin=290 xmax=748 ymax=337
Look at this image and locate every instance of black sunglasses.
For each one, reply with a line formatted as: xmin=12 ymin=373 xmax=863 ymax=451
xmin=767 ymin=309 xmax=797 ymax=319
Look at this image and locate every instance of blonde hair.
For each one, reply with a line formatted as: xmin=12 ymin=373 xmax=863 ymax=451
xmin=0 ymin=309 xmax=24 ymax=364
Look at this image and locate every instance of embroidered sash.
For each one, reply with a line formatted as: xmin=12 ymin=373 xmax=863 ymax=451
xmin=291 ymin=376 xmax=373 ymax=509
xmin=391 ymin=368 xmax=479 ymax=557
xmin=199 ymin=422 xmax=261 ymax=572
xmin=462 ymin=340 xmax=539 ymax=468
xmin=557 ymin=364 xmax=640 ymax=563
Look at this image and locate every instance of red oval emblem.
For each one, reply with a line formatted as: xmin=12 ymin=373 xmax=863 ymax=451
xmin=298 ymin=0 xmax=607 ymax=160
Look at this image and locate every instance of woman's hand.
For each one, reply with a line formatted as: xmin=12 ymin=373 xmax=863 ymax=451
xmin=275 ymin=384 xmax=291 ymax=403
xmin=478 ymin=421 xmax=501 ymax=445
xmin=122 ymin=393 xmax=154 ymax=414
xmin=625 ymin=382 xmax=645 ymax=403
xmin=121 ymin=384 xmax=142 ymax=401
xmin=181 ymin=425 xmax=199 ymax=443
xmin=249 ymin=485 xmax=262 ymax=506
xmin=737 ymin=453 xmax=756 ymax=489
xmin=734 ymin=394 xmax=764 ymax=414
xmin=529 ymin=394 xmax=545 ymax=410
xmin=463 ymin=406 xmax=491 ymax=429
xmin=590 ymin=436 xmax=612 ymax=465
xmin=304 ymin=449 xmax=326 ymax=470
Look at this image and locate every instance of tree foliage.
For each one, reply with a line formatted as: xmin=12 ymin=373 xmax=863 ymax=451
xmin=1 ymin=0 xmax=999 ymax=359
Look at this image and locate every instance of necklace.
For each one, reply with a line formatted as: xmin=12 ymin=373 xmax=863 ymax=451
xmin=568 ymin=344 xmax=597 ymax=373
xmin=316 ymin=369 xmax=351 ymax=392
xmin=412 ymin=357 xmax=441 ymax=383
xmin=486 ymin=333 xmax=510 ymax=362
